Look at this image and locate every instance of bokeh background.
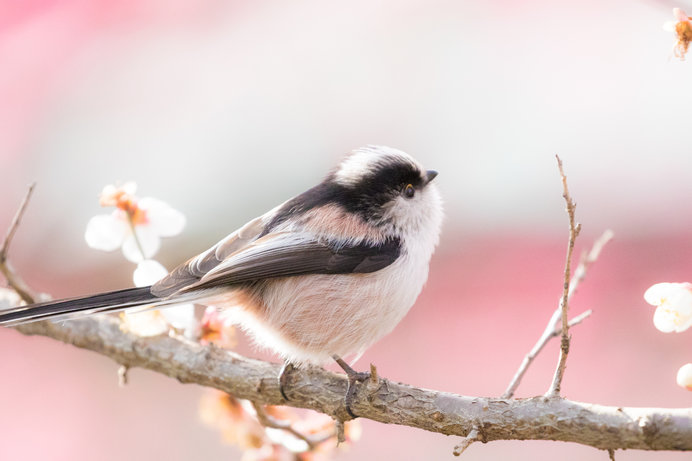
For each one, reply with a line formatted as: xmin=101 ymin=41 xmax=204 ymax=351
xmin=1 ymin=0 xmax=692 ymax=459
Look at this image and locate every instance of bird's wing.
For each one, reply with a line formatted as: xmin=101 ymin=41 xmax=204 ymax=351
xmin=151 ymin=214 xmax=266 ymax=297
xmin=176 ymin=233 xmax=401 ymax=293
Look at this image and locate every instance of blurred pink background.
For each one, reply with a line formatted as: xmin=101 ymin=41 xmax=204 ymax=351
xmin=1 ymin=1 xmax=692 ymax=460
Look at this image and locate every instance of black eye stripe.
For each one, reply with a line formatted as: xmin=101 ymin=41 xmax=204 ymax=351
xmin=261 ymin=157 xmax=425 ymax=233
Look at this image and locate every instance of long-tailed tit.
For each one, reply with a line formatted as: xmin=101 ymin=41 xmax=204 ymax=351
xmin=0 ymin=145 xmax=443 ymax=415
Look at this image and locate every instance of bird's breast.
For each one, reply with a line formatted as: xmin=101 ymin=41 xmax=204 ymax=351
xmin=239 ymin=250 xmax=429 ymax=364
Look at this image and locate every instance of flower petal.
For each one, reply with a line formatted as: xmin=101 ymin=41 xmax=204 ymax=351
xmin=265 ymin=428 xmax=309 ymax=453
xmin=85 ymin=213 xmax=128 ymax=251
xmin=160 ymin=304 xmax=196 ymax=331
xmin=653 ymin=306 xmax=678 ymax=333
xmin=133 ymin=260 xmax=169 ymax=287
xmin=121 ymin=310 xmax=168 ymax=337
xmin=677 ymin=363 xmax=692 ymax=390
xmin=0 ymin=288 xmax=23 ymax=310
xmin=122 ymin=226 xmax=160 ymax=262
xmin=644 ymin=282 xmax=692 ymax=305
xmin=644 ymin=283 xmax=669 ymax=306
xmin=138 ymin=197 xmax=186 ymax=237
xmin=674 ymin=8 xmax=689 ymax=22
xmin=664 ymin=20 xmax=677 ymax=32
xmin=99 ymin=182 xmax=137 ymax=207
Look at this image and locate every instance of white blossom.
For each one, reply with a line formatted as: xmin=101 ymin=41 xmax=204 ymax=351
xmin=676 ymin=363 xmax=692 ymax=391
xmin=0 ymin=288 xmax=23 ymax=310
xmin=644 ymin=282 xmax=692 ymax=333
xmin=121 ymin=259 xmax=196 ymax=337
xmin=85 ymin=182 xmax=185 ymax=263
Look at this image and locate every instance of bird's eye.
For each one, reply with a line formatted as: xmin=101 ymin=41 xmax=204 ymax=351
xmin=403 ymin=184 xmax=415 ymax=198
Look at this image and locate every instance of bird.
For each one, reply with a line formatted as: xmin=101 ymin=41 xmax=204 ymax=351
xmin=0 ymin=145 xmax=443 ymax=416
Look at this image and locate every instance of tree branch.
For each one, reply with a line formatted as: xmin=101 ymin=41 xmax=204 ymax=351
xmin=547 ymin=155 xmax=581 ymax=396
xmin=250 ymin=401 xmax=335 ymax=449
xmin=502 ymin=230 xmax=612 ymax=399
xmin=10 ymin=318 xmax=692 ymax=452
xmin=0 ymin=183 xmax=38 ymax=304
xmin=3 ymin=176 xmax=690 ymax=456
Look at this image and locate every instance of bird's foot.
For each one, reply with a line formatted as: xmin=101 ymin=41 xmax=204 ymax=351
xmin=278 ymin=361 xmax=295 ymax=401
xmin=332 ymin=355 xmax=371 ymax=418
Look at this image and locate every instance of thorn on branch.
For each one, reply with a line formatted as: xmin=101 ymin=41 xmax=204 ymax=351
xmin=370 ymin=363 xmax=379 ymax=385
xmin=453 ymin=426 xmax=480 ymax=456
xmin=608 ymin=448 xmax=616 ymax=460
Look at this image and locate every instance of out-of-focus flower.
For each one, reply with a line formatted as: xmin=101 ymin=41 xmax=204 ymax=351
xmin=121 ymin=259 xmax=196 ymax=337
xmin=119 ymin=309 xmax=169 ymax=337
xmin=0 ymin=288 xmax=23 ymax=310
xmin=644 ymin=282 xmax=692 ymax=333
xmin=200 ymin=306 xmax=237 ymax=348
xmin=200 ymin=392 xmax=267 ymax=449
xmin=677 ymin=363 xmax=692 ymax=390
xmin=664 ymin=8 xmax=692 ymax=59
xmin=85 ymin=182 xmax=185 ymax=263
xmin=200 ymin=390 xmax=361 ymax=460
xmin=242 ymin=445 xmax=294 ymax=461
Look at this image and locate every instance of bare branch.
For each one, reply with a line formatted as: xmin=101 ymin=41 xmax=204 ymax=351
xmin=547 ymin=155 xmax=580 ymax=397
xmin=0 ymin=184 xmax=38 ymax=304
xmin=567 ymin=309 xmax=592 ymax=329
xmin=251 ymin=401 xmax=334 ymax=450
xmin=453 ymin=426 xmax=480 ymax=456
xmin=502 ymin=230 xmax=612 ymax=399
xmin=569 ymin=230 xmax=614 ymax=299
xmin=501 ymin=308 xmax=591 ymax=399
xmin=2 ymin=168 xmax=688 ymax=456
xmin=10 ymin=318 xmax=692 ymax=452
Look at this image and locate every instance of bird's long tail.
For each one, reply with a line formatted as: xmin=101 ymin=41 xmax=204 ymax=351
xmin=0 ymin=287 xmax=160 ymax=327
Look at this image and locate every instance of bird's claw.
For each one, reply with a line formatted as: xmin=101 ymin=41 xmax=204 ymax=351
xmin=278 ymin=361 xmax=295 ymax=401
xmin=333 ymin=355 xmax=371 ymax=418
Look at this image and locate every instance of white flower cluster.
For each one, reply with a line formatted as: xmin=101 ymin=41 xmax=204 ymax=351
xmin=85 ymin=182 xmax=195 ymax=336
xmin=644 ymin=282 xmax=692 ymax=390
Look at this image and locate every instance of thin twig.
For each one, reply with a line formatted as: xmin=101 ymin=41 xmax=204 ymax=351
xmin=608 ymin=448 xmax=616 ymax=460
xmin=335 ymin=419 xmax=346 ymax=444
xmin=502 ymin=229 xmax=612 ymax=398
xmin=502 ymin=309 xmax=592 ymax=399
xmin=568 ymin=229 xmax=614 ymax=300
xmin=546 ymin=156 xmax=580 ymax=397
xmin=0 ymin=184 xmax=37 ymax=304
xmin=453 ymin=426 xmax=480 ymax=456
xmin=118 ymin=365 xmax=129 ymax=387
xmin=251 ymin=401 xmax=334 ymax=450
xmin=566 ymin=309 xmax=592 ymax=330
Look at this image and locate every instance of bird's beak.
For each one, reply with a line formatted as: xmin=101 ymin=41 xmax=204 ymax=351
xmin=424 ymin=170 xmax=438 ymax=185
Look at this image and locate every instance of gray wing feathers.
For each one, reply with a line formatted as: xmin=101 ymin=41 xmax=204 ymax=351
xmin=179 ymin=234 xmax=401 ymax=292
xmin=152 ymin=213 xmax=401 ymax=297
xmin=215 ymin=215 xmax=265 ymax=260
xmin=151 ymin=215 xmax=266 ymax=297
xmin=182 ymin=235 xmax=331 ymax=291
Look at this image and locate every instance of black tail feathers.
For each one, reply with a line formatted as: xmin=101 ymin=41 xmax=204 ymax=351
xmin=0 ymin=286 xmax=159 ymax=326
